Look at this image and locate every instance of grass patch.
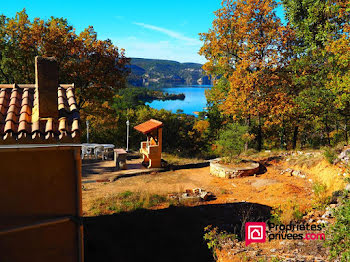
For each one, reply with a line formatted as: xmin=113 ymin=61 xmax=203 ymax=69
xmin=323 ymin=147 xmax=338 ymax=164
xmin=241 ymin=149 xmax=286 ymax=160
xmin=162 ymin=153 xmax=204 ymax=165
xmin=270 ymin=199 xmax=305 ymax=224
xmin=312 ymin=182 xmax=331 ymax=210
xmin=283 ymin=150 xmax=324 ymax=168
xmin=89 ymin=191 xmax=168 ymax=216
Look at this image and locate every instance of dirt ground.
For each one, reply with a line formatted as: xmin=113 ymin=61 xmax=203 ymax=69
xmin=82 ymin=157 xmax=313 ymax=215
xmin=82 ymin=155 xmax=341 ymax=262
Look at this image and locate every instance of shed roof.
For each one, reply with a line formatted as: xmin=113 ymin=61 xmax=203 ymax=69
xmin=0 ymin=85 xmax=80 ymax=144
xmin=134 ymin=119 xmax=163 ymax=134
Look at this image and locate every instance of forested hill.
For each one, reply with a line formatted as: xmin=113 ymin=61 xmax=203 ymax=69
xmin=128 ymin=58 xmax=212 ymax=87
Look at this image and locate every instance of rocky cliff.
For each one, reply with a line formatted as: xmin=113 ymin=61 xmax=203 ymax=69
xmin=128 ymin=58 xmax=212 ymax=87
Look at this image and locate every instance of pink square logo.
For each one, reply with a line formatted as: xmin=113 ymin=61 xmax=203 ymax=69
xmin=245 ymin=222 xmax=266 ymax=246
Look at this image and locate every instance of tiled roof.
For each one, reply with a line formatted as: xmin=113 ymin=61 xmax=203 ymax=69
xmin=134 ymin=119 xmax=163 ymax=134
xmin=0 ymin=86 xmax=80 ymax=144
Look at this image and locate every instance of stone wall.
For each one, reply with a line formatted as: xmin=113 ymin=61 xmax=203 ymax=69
xmin=210 ymin=159 xmax=260 ymax=179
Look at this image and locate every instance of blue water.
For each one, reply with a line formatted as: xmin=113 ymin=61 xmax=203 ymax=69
xmin=146 ymin=85 xmax=211 ymax=115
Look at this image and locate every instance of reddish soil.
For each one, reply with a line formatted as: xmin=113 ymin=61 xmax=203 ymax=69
xmin=82 ymin=158 xmax=313 ymax=214
xmin=82 ymin=157 xmax=320 ymax=262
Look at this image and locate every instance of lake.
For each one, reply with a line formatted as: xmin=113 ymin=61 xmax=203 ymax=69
xmin=146 ymin=85 xmax=211 ymax=115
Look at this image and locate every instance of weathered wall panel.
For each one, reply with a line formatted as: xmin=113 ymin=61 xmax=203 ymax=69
xmin=0 ymin=146 xmax=83 ymax=262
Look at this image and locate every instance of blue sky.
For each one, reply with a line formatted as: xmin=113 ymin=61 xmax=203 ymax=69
xmin=2 ymin=0 xmax=285 ymax=64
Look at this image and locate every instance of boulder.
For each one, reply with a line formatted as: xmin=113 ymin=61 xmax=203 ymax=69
xmin=345 ymin=184 xmax=350 ymax=191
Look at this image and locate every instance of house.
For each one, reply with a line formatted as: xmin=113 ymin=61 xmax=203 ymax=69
xmin=0 ymin=57 xmax=83 ymax=262
xmin=134 ymin=119 xmax=163 ymax=168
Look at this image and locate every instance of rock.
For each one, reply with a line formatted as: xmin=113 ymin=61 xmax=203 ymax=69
xmin=291 ymin=170 xmax=306 ymax=178
xmin=305 ymin=153 xmax=312 ymax=156
xmin=317 ymin=219 xmax=329 ymax=225
xmin=322 ymin=210 xmax=332 ymax=218
xmin=338 ymin=149 xmax=350 ymax=159
xmin=330 ymin=190 xmax=344 ymax=204
xmin=329 ymin=204 xmax=337 ymax=209
xmin=338 ymin=149 xmax=350 ymax=164
xmin=345 ymin=184 xmax=350 ymax=191
xmin=281 ymin=168 xmax=294 ymax=176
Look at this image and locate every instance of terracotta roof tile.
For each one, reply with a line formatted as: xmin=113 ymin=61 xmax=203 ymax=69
xmin=0 ymin=86 xmax=80 ymax=144
xmin=18 ymin=120 xmax=31 ymax=133
xmin=134 ymin=119 xmax=163 ymax=134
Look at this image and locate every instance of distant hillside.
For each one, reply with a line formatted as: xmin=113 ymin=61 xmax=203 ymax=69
xmin=128 ymin=58 xmax=212 ymax=87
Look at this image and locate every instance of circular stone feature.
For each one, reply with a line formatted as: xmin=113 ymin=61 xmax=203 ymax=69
xmin=210 ymin=158 xmax=260 ymax=178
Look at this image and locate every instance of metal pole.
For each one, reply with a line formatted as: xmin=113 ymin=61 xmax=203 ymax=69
xmin=126 ymin=120 xmax=130 ymax=152
xmin=86 ymin=120 xmax=89 ymax=143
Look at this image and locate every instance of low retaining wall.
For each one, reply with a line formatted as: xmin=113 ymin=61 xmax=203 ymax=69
xmin=210 ymin=158 xmax=260 ymax=178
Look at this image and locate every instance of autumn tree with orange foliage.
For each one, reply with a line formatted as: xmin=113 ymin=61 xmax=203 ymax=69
xmin=0 ymin=9 xmax=129 ymax=111
xmin=200 ymin=0 xmax=296 ymax=150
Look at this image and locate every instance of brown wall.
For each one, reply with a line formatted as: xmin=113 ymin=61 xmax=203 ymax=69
xmin=0 ymin=220 xmax=78 ymax=262
xmin=0 ymin=146 xmax=83 ymax=262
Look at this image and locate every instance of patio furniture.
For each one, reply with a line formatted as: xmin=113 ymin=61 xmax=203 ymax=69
xmin=94 ymin=145 xmax=105 ymax=160
xmin=81 ymin=143 xmax=98 ymax=159
xmin=82 ymin=143 xmax=115 ymax=160
xmin=101 ymin=144 xmax=115 ymax=160
xmin=114 ymin=148 xmax=127 ymax=170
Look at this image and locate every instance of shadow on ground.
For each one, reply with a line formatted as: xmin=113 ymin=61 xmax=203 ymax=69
xmin=84 ymin=202 xmax=272 ymax=262
xmin=82 ymin=160 xmax=146 ymax=178
xmin=82 ymin=161 xmax=115 ymax=176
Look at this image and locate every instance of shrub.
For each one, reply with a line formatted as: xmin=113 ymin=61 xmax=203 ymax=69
xmin=269 ymin=207 xmax=282 ymax=225
xmin=270 ymin=201 xmax=304 ymax=224
xmin=215 ymin=123 xmax=249 ymax=162
xmin=326 ymin=197 xmax=350 ymax=261
xmin=323 ymin=147 xmax=337 ymax=164
xmin=203 ymin=225 xmax=237 ymax=260
xmin=312 ymin=182 xmax=331 ymax=210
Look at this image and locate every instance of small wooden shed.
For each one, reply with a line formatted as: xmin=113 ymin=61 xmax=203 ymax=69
xmin=134 ymin=119 xmax=163 ymax=168
xmin=0 ymin=57 xmax=83 ymax=262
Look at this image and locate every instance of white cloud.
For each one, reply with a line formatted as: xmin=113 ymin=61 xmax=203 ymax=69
xmin=114 ymin=37 xmax=206 ymax=63
xmin=133 ymin=22 xmax=201 ymax=46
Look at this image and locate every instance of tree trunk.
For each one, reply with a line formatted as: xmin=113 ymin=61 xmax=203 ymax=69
xmin=280 ymin=121 xmax=287 ymax=150
xmin=257 ymin=116 xmax=262 ymax=151
xmin=245 ymin=116 xmax=251 ymax=151
xmin=345 ymin=117 xmax=348 ymax=144
xmin=325 ymin=117 xmax=331 ymax=146
xmin=292 ymin=126 xmax=298 ymax=150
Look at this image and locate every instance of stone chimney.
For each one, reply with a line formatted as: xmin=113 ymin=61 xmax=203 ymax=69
xmin=34 ymin=56 xmax=59 ymax=119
